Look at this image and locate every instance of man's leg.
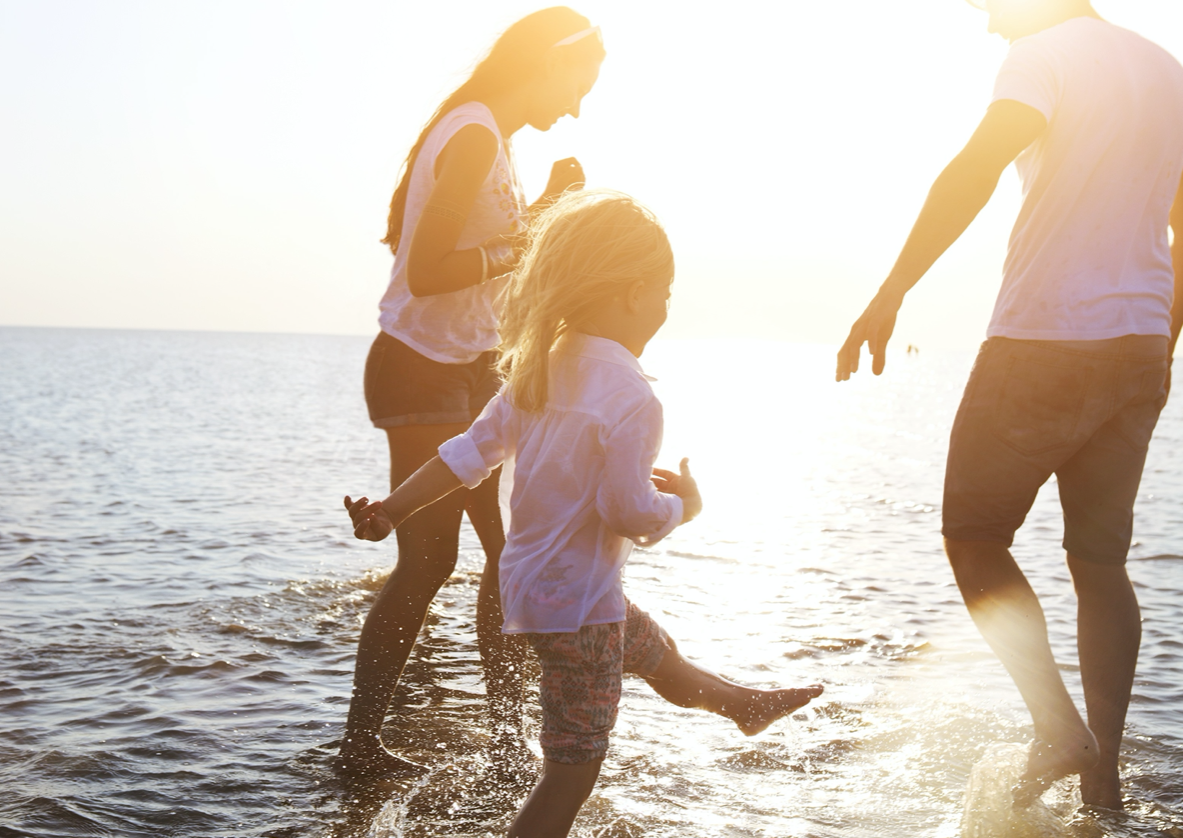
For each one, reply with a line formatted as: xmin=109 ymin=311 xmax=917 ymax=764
xmin=1054 ymin=337 xmax=1167 ymax=809
xmin=1067 ymin=555 xmax=1140 ymax=810
xmin=944 ymin=538 xmax=1098 ymax=791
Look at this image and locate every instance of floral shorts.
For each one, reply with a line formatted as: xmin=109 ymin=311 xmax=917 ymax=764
xmin=524 ymin=600 xmax=672 ymax=765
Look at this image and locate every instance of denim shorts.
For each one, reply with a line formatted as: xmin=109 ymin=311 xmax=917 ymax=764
xmin=525 ymin=600 xmax=672 ymax=765
xmin=363 ymin=331 xmax=501 ymax=429
xmin=943 ymin=335 xmax=1168 ymax=565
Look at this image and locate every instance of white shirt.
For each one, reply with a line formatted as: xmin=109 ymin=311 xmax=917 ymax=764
xmin=378 ymin=102 xmax=527 ymax=364
xmin=987 ymin=18 xmax=1183 ymax=341
xmin=438 ymin=334 xmax=683 ymax=634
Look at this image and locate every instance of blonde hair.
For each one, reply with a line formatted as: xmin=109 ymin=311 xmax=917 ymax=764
xmin=497 ymin=189 xmax=674 ymax=412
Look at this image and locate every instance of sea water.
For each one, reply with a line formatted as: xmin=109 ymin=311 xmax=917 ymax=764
xmin=1 ymin=326 xmax=1181 ymax=838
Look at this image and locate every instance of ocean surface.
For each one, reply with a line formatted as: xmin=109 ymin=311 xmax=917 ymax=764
xmin=1 ymin=326 xmax=1181 ymax=838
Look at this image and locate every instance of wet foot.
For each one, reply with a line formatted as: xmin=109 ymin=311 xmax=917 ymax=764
xmin=336 ymin=736 xmax=428 ymax=780
xmin=1012 ymin=732 xmax=1099 ymax=808
xmin=1079 ymin=765 xmax=1124 ymax=811
xmin=726 ymin=684 xmax=824 ymax=736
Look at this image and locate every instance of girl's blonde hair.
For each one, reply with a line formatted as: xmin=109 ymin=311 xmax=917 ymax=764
xmin=498 ymin=189 xmax=674 ymax=412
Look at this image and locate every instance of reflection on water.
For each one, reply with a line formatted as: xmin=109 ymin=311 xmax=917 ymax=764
xmin=0 ymin=328 xmax=1180 ymax=837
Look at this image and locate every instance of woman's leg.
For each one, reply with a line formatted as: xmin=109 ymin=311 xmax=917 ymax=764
xmin=463 ymin=471 xmax=527 ymax=730
xmin=642 ymin=637 xmax=823 ymax=736
xmin=339 ymin=422 xmax=469 ymax=775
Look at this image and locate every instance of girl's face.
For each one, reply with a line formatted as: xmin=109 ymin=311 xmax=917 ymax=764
xmin=632 ymin=275 xmax=673 ymax=347
xmin=528 ymin=54 xmax=603 ymax=131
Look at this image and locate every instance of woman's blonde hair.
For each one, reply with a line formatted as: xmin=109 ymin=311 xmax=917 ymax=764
xmin=497 ymin=189 xmax=674 ymax=412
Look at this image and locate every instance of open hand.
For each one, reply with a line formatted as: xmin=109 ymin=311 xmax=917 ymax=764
xmin=836 ymin=286 xmax=905 ymax=381
xmin=652 ymin=457 xmax=702 ymax=523
xmin=545 ymin=157 xmax=585 ymax=197
xmin=343 ymin=495 xmax=394 ymax=542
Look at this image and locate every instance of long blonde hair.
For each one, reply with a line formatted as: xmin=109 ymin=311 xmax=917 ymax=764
xmin=498 ymin=190 xmax=674 ymax=412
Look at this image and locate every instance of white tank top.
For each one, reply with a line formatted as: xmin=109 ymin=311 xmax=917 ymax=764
xmin=378 ymin=102 xmax=526 ymax=364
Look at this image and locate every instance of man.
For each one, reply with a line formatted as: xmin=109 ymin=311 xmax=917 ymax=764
xmin=836 ymin=0 xmax=1183 ymax=810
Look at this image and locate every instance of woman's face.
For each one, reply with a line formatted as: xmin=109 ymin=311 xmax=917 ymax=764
xmin=528 ymin=54 xmax=603 ymax=131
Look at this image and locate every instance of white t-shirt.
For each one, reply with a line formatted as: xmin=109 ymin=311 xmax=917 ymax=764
xmin=378 ymin=102 xmax=526 ymax=364
xmin=987 ymin=18 xmax=1183 ymax=341
xmin=438 ymin=334 xmax=683 ymax=634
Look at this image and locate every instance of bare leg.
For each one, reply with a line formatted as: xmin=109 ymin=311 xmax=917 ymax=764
xmin=643 ymin=639 xmax=823 ymax=736
xmin=339 ymin=423 xmax=470 ymax=776
xmin=945 ymin=538 xmax=1098 ymax=801
xmin=1068 ymin=554 xmax=1141 ymax=810
xmin=508 ymin=759 xmax=601 ymax=838
xmin=464 ymin=471 xmax=527 ymax=732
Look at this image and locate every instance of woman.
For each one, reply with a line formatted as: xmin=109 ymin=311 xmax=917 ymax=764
xmin=342 ymin=7 xmax=606 ymax=775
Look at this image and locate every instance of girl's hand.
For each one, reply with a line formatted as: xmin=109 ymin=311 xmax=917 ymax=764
xmin=544 ymin=157 xmax=585 ymax=197
xmin=652 ymin=458 xmax=702 ymax=524
xmin=343 ymin=495 xmax=394 ymax=542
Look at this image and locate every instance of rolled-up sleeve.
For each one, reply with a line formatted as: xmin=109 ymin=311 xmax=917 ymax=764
xmin=438 ymin=394 xmax=510 ymax=489
xmin=596 ymin=396 xmax=683 ymax=546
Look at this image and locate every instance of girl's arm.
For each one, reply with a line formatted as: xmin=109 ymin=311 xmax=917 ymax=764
xmin=597 ymin=399 xmax=694 ymax=545
xmin=344 ymin=457 xmax=462 ymax=541
xmin=404 ymin=125 xmax=502 ymax=297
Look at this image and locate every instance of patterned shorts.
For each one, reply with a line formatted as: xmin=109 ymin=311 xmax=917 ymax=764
xmin=524 ymin=600 xmax=672 ymax=765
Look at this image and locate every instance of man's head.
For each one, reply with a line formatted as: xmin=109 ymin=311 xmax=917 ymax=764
xmin=967 ymin=0 xmax=1098 ymax=43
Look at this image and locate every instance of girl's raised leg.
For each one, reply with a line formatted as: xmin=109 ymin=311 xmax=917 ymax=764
xmin=643 ymin=638 xmax=823 ymax=736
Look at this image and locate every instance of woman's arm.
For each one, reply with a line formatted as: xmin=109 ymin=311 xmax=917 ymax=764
xmin=405 ymin=124 xmax=501 ymax=297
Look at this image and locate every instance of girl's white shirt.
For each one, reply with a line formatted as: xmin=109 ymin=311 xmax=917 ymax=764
xmin=378 ymin=102 xmax=526 ymax=364
xmin=438 ymin=334 xmax=684 ymax=634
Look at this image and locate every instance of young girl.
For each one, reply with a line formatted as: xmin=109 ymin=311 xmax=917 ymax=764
xmin=345 ymin=7 xmax=606 ymax=775
xmin=345 ymin=190 xmax=823 ymax=837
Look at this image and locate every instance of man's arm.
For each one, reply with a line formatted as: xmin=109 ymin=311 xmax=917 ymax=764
xmin=835 ymin=100 xmax=1048 ymax=381
xmin=1169 ymin=168 xmax=1183 ymax=359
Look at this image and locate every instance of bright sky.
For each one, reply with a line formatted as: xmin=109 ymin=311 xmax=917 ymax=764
xmin=1 ymin=0 xmax=1181 ymax=347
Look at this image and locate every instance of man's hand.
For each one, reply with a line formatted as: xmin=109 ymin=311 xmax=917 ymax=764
xmin=833 ymin=99 xmax=1046 ymax=384
xmin=544 ymin=157 xmax=585 ymax=197
xmin=343 ymin=495 xmax=394 ymax=542
xmin=836 ymin=285 xmax=906 ymax=381
xmin=652 ymin=457 xmax=702 ymax=523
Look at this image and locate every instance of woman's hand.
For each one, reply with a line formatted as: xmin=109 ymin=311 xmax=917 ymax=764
xmin=544 ymin=157 xmax=585 ymax=198
xmin=343 ymin=495 xmax=394 ymax=542
xmin=652 ymin=458 xmax=702 ymax=524
xmin=482 ymin=230 xmax=525 ymax=278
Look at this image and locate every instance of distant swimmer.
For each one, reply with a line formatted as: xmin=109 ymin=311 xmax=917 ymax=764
xmin=342 ymin=7 xmax=606 ymax=778
xmin=346 ymin=191 xmax=823 ymax=838
xmin=836 ymin=0 xmax=1183 ymax=812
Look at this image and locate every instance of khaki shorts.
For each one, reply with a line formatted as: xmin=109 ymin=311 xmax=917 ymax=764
xmin=525 ymin=600 xmax=672 ymax=765
xmin=943 ymin=335 xmax=1168 ymax=565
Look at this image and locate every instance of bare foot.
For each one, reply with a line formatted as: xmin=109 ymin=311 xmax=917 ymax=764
xmin=336 ymin=735 xmax=428 ymax=779
xmin=724 ymin=684 xmax=824 ymax=737
xmin=1012 ymin=732 xmax=1099 ymax=808
xmin=1079 ymin=764 xmax=1124 ymax=811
